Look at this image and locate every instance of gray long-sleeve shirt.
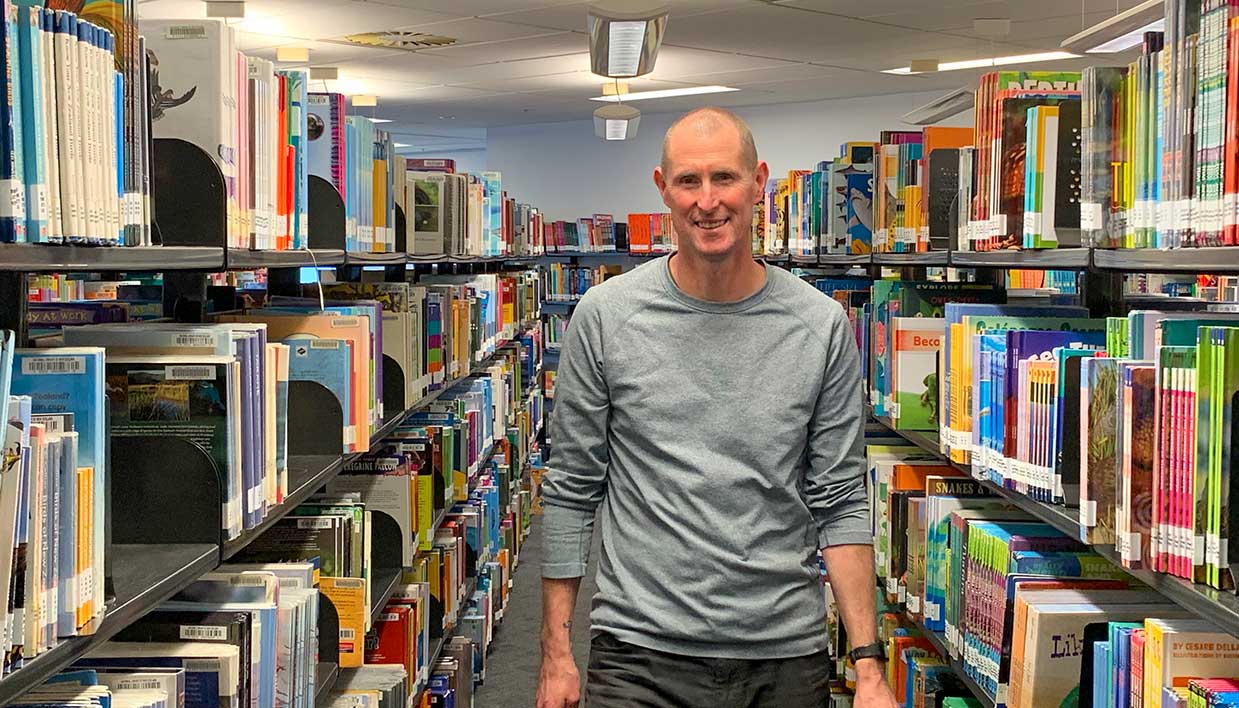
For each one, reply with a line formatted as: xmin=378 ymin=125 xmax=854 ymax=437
xmin=541 ymin=255 xmax=870 ymax=659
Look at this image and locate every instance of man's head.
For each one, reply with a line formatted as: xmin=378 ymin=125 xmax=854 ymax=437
xmin=654 ymin=107 xmax=769 ymax=262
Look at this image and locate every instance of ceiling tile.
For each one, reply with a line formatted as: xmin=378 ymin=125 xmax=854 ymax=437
xmin=414 ymin=30 xmax=587 ymax=62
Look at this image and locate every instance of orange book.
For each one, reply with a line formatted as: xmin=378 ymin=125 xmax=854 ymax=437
xmin=891 ymin=462 xmax=961 ymax=491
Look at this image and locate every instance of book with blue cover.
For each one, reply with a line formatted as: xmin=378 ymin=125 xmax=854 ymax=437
xmin=285 ymin=337 xmax=352 ymax=451
xmin=10 ymin=347 xmax=105 ymax=626
xmin=78 ymin=642 xmax=242 ymax=708
xmin=0 ymin=0 xmax=26 ymax=243
xmin=15 ymin=4 xmax=46 ymax=243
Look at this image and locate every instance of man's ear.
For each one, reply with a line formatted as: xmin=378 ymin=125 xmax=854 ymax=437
xmin=653 ymin=165 xmax=666 ymax=193
xmin=753 ymin=160 xmax=770 ymax=204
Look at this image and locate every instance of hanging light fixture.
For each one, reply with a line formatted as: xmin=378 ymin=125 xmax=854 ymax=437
xmin=594 ymin=103 xmax=641 ymax=141
xmin=588 ymin=1 xmax=669 ymax=78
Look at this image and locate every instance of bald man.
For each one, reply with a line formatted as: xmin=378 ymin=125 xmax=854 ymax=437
xmin=536 ymin=107 xmax=896 ymax=708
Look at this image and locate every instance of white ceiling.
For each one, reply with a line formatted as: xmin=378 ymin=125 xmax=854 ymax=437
xmin=137 ymin=0 xmax=1144 ymax=153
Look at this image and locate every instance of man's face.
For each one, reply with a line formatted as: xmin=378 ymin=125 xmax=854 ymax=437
xmin=654 ymin=123 xmax=768 ymax=261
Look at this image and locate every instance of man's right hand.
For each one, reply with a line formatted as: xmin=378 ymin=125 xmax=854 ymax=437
xmin=536 ymin=655 xmax=581 ymax=708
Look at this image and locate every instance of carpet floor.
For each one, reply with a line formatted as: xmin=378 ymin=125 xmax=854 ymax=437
xmin=473 ymin=517 xmax=599 ymax=707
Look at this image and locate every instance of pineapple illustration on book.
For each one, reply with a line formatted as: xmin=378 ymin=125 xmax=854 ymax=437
xmin=146 ymin=49 xmax=196 ymax=121
xmin=921 ymin=372 xmax=939 ymax=425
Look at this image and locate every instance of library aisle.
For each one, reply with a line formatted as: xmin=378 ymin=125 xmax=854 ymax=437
xmin=473 ymin=519 xmax=599 ymax=708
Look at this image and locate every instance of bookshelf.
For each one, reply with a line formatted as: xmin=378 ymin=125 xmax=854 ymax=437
xmin=0 ymin=544 xmax=220 ymax=705
xmin=919 ymin=622 xmax=996 ymax=708
xmin=869 ymin=413 xmax=1239 ymax=642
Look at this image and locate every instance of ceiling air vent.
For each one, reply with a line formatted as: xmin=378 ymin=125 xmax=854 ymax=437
xmin=342 ymin=31 xmax=457 ymax=50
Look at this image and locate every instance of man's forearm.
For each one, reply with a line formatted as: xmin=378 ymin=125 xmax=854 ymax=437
xmin=541 ymin=576 xmax=582 ymax=660
xmin=822 ymin=543 xmax=884 ymax=682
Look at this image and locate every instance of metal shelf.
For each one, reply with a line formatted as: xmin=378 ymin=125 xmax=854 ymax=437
xmin=0 ymin=543 xmax=219 ymax=704
xmin=919 ymin=622 xmax=997 ymax=708
xmin=370 ymin=566 xmax=402 ymax=624
xmin=0 ymin=244 xmax=225 ymax=272
xmin=871 ymin=251 xmax=951 ymax=267
xmin=1093 ymin=246 xmax=1239 ymax=273
xmin=342 ymin=251 xmax=407 ymax=266
xmin=226 ymin=248 xmax=346 ymax=270
xmin=817 ymin=253 xmax=873 ymax=266
xmin=949 ymin=248 xmax=1090 ymax=270
xmin=221 ymin=454 xmax=346 ymax=559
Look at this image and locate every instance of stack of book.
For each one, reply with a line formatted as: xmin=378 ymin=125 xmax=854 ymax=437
xmin=406 ymin=170 xmax=541 ymax=259
xmin=1 ymin=2 xmax=151 ymax=246
xmin=1 ymin=334 xmax=109 ymax=677
xmin=625 ymin=213 xmax=676 ymax=254
xmin=1081 ymin=0 xmax=1239 ymax=250
xmin=543 ymin=263 xmax=623 ymax=302
xmin=143 ymin=19 xmax=311 ymax=251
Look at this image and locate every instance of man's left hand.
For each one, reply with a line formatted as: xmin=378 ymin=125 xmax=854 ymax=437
xmin=853 ymin=660 xmax=899 ymax=708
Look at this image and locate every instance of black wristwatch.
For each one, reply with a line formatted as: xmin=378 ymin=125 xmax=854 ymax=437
xmin=848 ymin=642 xmax=887 ymax=663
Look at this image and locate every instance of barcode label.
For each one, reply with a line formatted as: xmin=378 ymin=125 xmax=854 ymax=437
xmin=907 ymin=594 xmax=920 ymax=614
xmin=297 ymin=517 xmax=335 ymax=529
xmin=181 ymin=625 xmax=229 ymax=640
xmin=167 ymin=365 xmax=216 ymax=380
xmin=330 ymin=318 xmax=360 ymax=328
xmin=332 ymin=578 xmax=364 ymax=589
xmin=229 ymin=574 xmax=270 ymax=586
xmin=184 ymin=659 xmax=219 ymax=672
xmin=311 ymin=340 xmax=340 ymax=349
xmin=22 ymin=356 xmax=85 ymax=375
xmin=164 ymin=25 xmax=208 ymax=39
xmin=379 ymin=613 xmax=399 ymax=622
xmin=175 ymin=333 xmax=217 ymax=347
xmin=30 ymin=414 xmax=71 ymax=433
xmin=339 ymin=628 xmax=356 ymax=640
xmin=116 ymin=679 xmax=167 ymax=691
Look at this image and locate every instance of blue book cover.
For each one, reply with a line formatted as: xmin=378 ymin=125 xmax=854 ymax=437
xmin=1109 ymin=622 xmax=1140 ymax=708
xmin=285 ymin=338 xmax=353 ymax=451
xmin=10 ymin=349 xmax=105 ymax=600
xmin=0 ymin=0 xmax=26 ymax=242
xmin=15 ymin=4 xmax=45 ymax=243
xmin=1094 ymin=642 xmax=1111 ymax=708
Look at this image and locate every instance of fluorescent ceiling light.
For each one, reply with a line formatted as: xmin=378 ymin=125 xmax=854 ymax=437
xmin=352 ymin=95 xmax=378 ymax=107
xmin=590 ymin=85 xmax=738 ymax=102
xmin=275 ymin=46 xmax=309 ymax=62
xmin=393 ymin=142 xmax=410 ymax=148
xmin=902 ymin=87 xmax=975 ymax=125
xmin=594 ymin=104 xmax=641 ymax=140
xmin=882 ymin=51 xmax=1080 ymax=74
xmin=370 ymin=118 xmax=392 ymax=124
xmin=588 ymin=1 xmax=669 ymax=78
xmin=1060 ymin=0 xmax=1164 ymax=53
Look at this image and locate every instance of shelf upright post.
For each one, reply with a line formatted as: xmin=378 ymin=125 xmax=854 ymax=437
xmin=1081 ymin=269 xmax=1124 ymax=318
xmin=0 ymin=271 xmax=29 ymax=345
xmin=162 ymin=271 xmax=210 ymax=323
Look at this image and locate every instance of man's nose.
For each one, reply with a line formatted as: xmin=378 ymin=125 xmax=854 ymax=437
xmin=696 ymin=182 xmax=720 ymax=211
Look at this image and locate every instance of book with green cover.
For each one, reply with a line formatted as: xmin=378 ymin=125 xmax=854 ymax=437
xmin=1082 ymin=357 xmax=1120 ymax=546
xmin=1107 ymin=316 xmax=1129 ymax=358
xmin=1195 ymin=326 xmax=1216 ymax=586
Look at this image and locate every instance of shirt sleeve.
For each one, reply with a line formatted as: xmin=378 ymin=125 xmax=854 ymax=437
xmin=804 ymin=307 xmax=872 ymax=549
xmin=541 ymin=292 xmax=611 ymax=578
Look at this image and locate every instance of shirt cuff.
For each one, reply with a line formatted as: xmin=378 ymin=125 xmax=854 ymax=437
xmin=542 ymin=502 xmax=596 ymax=579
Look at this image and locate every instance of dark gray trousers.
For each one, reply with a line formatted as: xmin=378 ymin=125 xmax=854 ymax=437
xmin=585 ymin=632 xmax=832 ymax=708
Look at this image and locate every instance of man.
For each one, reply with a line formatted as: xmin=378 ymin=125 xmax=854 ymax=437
xmin=536 ymin=107 xmax=896 ymax=708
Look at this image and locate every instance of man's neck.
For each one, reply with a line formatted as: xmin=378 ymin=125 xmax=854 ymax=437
xmin=668 ymin=250 xmax=767 ymax=303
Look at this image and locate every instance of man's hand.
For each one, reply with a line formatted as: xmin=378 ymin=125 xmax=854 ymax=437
xmin=853 ymin=659 xmax=899 ymax=708
xmin=536 ymin=654 xmax=581 ymax=708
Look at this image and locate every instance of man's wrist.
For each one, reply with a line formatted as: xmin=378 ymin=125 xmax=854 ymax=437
xmin=854 ymin=657 xmax=886 ymax=683
xmin=541 ymin=621 xmax=574 ymax=660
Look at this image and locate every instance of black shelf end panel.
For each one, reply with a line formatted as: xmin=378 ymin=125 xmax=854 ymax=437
xmin=871 ymin=251 xmax=951 ymax=267
xmin=151 ymin=138 xmax=226 ymax=250
xmin=1093 ymin=246 xmax=1239 ymax=274
xmin=369 ymin=511 xmax=405 ymax=623
xmin=308 ymin=176 xmax=347 ymax=251
xmin=226 ymin=248 xmax=346 ymax=270
xmin=0 ymin=244 xmax=226 ymax=272
xmin=315 ymin=663 xmax=339 ymax=705
xmin=0 ymin=543 xmax=218 ymax=705
xmin=221 ymin=453 xmax=345 ymax=560
xmin=949 ymin=247 xmax=1090 ymax=270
